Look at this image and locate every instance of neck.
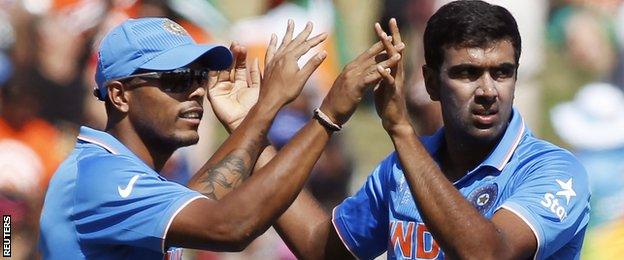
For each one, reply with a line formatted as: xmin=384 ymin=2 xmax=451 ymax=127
xmin=105 ymin=120 xmax=173 ymax=172
xmin=440 ymin=128 xmax=499 ymax=182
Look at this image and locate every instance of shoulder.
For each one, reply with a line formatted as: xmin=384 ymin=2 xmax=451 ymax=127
xmin=77 ymin=151 xmax=146 ymax=175
xmin=375 ymin=151 xmax=402 ymax=178
xmin=514 ymin=135 xmax=583 ymax=172
xmin=73 ymin=150 xmax=152 ymax=198
xmin=511 ymin=135 xmax=589 ymax=194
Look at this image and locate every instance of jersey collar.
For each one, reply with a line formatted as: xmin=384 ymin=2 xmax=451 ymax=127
xmin=481 ymin=108 xmax=526 ymax=171
xmin=420 ymin=107 xmax=527 ymax=173
xmin=77 ymin=126 xmax=138 ymax=158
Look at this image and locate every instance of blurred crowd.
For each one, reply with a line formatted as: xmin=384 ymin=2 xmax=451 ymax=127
xmin=0 ymin=0 xmax=623 ymax=259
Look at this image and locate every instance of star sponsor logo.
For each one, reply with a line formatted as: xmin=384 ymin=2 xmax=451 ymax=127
xmin=540 ymin=178 xmax=576 ymax=221
xmin=555 ymin=178 xmax=576 ymax=205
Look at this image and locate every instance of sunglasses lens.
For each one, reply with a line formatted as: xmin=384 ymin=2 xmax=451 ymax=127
xmin=160 ymin=70 xmax=196 ymax=93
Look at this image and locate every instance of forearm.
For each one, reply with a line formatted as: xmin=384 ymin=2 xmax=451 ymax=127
xmin=188 ymin=102 xmax=279 ymax=199
xmin=388 ymin=126 xmax=509 ymax=259
xmin=217 ymin=119 xmax=332 ymax=245
xmin=274 ymin=190 xmax=332 ymax=259
xmin=226 ymin=130 xmax=336 ymax=259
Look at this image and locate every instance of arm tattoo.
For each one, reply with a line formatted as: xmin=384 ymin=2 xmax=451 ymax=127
xmin=198 ymin=149 xmax=256 ymax=200
xmin=195 ymin=130 xmax=267 ymax=199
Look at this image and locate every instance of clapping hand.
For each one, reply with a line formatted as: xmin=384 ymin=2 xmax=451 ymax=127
xmin=259 ymin=20 xmax=328 ymax=108
xmin=208 ymin=42 xmax=262 ymax=132
xmin=373 ymin=18 xmax=412 ymax=133
xmin=318 ymin=29 xmax=405 ymax=127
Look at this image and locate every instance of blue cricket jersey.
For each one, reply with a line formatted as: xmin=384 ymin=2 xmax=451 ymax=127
xmin=333 ymin=108 xmax=590 ymax=260
xmin=39 ymin=127 xmax=206 ymax=259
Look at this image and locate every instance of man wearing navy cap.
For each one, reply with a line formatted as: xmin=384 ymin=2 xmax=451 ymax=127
xmin=38 ymin=17 xmax=403 ymax=259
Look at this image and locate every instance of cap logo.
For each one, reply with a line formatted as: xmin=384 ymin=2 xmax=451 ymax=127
xmin=162 ymin=20 xmax=188 ymax=36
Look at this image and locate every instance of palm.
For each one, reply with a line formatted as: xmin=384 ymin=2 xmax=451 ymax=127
xmin=208 ymin=44 xmax=262 ymax=132
xmin=210 ymin=79 xmax=259 ymax=128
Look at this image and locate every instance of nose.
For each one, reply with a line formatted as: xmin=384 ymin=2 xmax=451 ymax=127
xmin=188 ymin=84 xmax=206 ymax=100
xmin=475 ymin=72 xmax=497 ymax=104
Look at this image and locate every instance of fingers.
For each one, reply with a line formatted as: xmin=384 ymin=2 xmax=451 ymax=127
xmin=222 ymin=42 xmax=239 ymax=82
xmin=387 ymin=18 xmax=405 ymax=79
xmin=377 ymin=53 xmax=401 ymax=71
xmin=375 ymin=22 xmax=397 ymax=58
xmin=207 ymin=70 xmax=219 ymax=89
xmin=278 ymin=19 xmax=295 ymax=50
xmin=265 ymin=33 xmax=277 ymax=65
xmin=388 ymin=18 xmax=403 ymax=49
xmin=292 ymin=32 xmax=327 ymax=57
xmin=250 ymin=58 xmax=261 ymax=88
xmin=290 ymin=21 xmax=313 ymax=46
xmin=233 ymin=45 xmax=248 ymax=83
xmin=377 ymin=65 xmax=395 ymax=85
xmin=362 ymin=53 xmax=401 ymax=84
xmin=299 ymin=51 xmax=327 ymax=82
xmin=356 ymin=40 xmax=386 ymax=62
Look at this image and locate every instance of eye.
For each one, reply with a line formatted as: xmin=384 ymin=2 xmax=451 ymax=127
xmin=449 ymin=66 xmax=482 ymax=81
xmin=492 ymin=67 xmax=514 ymax=80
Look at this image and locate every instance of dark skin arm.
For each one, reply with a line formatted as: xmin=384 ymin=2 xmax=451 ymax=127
xmin=166 ymin=21 xmax=401 ymax=252
xmin=376 ymin=20 xmax=537 ymax=259
xmin=169 ymin=20 xmax=329 ymax=251
xmin=273 ymin=19 xmax=537 ymax=260
xmin=188 ymin=39 xmax=278 ymax=200
xmin=272 ymin=24 xmax=408 ymax=260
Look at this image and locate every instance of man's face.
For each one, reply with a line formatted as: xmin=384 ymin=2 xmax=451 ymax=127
xmin=126 ymin=69 xmax=206 ymax=150
xmin=435 ymin=40 xmax=517 ymax=143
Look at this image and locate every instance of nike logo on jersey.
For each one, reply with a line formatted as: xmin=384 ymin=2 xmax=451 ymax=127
xmin=118 ymin=174 xmax=140 ymax=198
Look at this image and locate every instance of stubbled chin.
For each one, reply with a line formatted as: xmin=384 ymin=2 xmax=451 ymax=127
xmin=170 ymin=131 xmax=200 ymax=147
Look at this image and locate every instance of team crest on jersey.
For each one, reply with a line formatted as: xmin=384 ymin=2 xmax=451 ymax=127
xmin=467 ymin=183 xmax=498 ymax=214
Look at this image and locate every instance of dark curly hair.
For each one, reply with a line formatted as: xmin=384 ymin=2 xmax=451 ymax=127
xmin=423 ymin=0 xmax=521 ymax=71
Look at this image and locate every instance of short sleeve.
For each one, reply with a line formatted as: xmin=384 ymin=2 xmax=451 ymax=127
xmin=499 ymin=150 xmax=590 ymax=259
xmin=73 ymin=155 xmax=204 ymax=254
xmin=332 ymin=152 xmax=396 ymax=259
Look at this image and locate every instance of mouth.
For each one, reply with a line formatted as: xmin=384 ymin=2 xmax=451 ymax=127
xmin=179 ymin=107 xmax=203 ymax=124
xmin=472 ymin=108 xmax=499 ymax=127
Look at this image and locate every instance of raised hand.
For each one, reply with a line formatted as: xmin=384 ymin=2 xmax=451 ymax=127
xmin=259 ymin=20 xmax=328 ymax=109
xmin=208 ymin=42 xmax=262 ymax=132
xmin=373 ymin=18 xmax=412 ymax=133
xmin=318 ymin=35 xmax=404 ymax=126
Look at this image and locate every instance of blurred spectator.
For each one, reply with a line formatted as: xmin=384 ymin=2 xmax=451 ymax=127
xmin=551 ymin=82 xmax=624 ymax=259
xmin=0 ymin=72 xmax=63 ymax=258
xmin=548 ymin=3 xmax=618 ymax=78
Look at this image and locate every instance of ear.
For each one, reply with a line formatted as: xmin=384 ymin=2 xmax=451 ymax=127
xmin=106 ymin=81 xmax=130 ymax=113
xmin=422 ymin=65 xmax=440 ymax=101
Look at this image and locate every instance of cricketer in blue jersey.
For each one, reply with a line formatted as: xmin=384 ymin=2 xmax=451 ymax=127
xmin=39 ymin=126 xmax=204 ymax=259
xmin=267 ymin=1 xmax=591 ymax=259
xmin=332 ymin=108 xmax=590 ymax=259
xmin=38 ymin=16 xmax=405 ymax=259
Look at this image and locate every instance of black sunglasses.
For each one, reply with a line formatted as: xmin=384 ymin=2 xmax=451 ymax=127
xmin=111 ymin=68 xmax=209 ymax=93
